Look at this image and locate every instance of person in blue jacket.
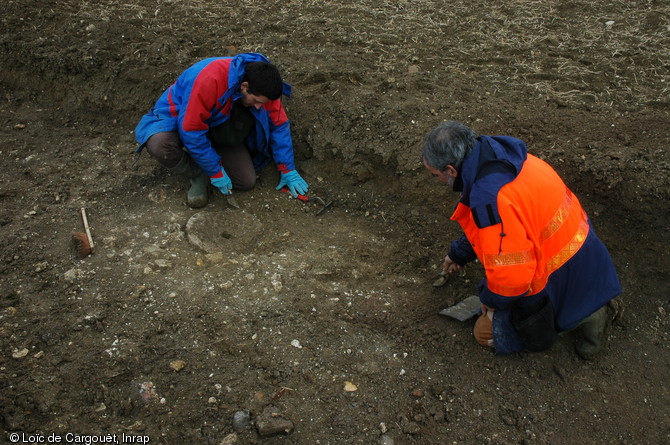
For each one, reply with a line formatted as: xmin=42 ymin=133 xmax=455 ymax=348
xmin=134 ymin=53 xmax=308 ymax=208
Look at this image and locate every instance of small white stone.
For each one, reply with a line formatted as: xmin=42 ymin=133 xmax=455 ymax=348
xmin=12 ymin=348 xmax=30 ymax=359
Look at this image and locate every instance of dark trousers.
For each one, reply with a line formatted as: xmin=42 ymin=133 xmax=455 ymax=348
xmin=145 ymin=132 xmax=256 ymax=191
xmin=145 ymin=116 xmax=257 ymax=191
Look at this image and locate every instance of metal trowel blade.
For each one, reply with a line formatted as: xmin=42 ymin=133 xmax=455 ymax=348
xmin=432 ymin=271 xmax=449 ymax=287
xmin=439 ymin=295 xmax=482 ymax=322
xmin=226 ymin=195 xmax=240 ymax=209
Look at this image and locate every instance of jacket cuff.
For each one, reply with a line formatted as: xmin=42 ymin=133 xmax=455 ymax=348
xmin=447 ymin=250 xmax=469 ymax=267
xmin=448 ymin=235 xmax=477 ymax=266
xmin=276 ymin=163 xmax=294 ymax=174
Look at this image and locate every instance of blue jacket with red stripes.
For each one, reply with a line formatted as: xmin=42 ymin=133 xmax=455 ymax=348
xmin=134 ymin=53 xmax=296 ymax=177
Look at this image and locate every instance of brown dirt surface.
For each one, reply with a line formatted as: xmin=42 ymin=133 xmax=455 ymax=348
xmin=1 ymin=1 xmax=669 ymax=444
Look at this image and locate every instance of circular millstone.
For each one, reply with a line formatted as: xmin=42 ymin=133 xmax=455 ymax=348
xmin=185 ymin=210 xmax=263 ymax=253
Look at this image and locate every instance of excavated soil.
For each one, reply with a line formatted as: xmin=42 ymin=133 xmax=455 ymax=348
xmin=1 ymin=1 xmax=669 ymax=444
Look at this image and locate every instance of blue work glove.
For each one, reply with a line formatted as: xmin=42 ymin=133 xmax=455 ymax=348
xmin=210 ymin=169 xmax=232 ymax=195
xmin=276 ymin=170 xmax=309 ymax=197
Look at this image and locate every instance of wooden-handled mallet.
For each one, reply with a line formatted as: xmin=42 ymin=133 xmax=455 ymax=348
xmin=71 ymin=207 xmax=94 ymax=258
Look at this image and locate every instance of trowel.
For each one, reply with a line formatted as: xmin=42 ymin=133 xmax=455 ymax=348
xmin=280 ymin=186 xmax=334 ymax=215
xmin=226 ymin=190 xmax=240 ymax=209
xmin=432 ymin=270 xmax=449 ymax=287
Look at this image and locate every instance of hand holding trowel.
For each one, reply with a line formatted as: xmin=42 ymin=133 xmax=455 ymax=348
xmin=433 ymin=255 xmax=481 ymax=321
xmin=211 ymin=170 xmax=240 ymax=209
xmin=280 ymin=186 xmax=334 ymax=216
xmin=433 ymin=256 xmax=463 ymax=286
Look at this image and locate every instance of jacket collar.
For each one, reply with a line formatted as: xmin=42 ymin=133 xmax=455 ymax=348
xmin=227 ymin=53 xmax=292 ymax=100
xmin=459 ymin=135 xmax=528 ymax=228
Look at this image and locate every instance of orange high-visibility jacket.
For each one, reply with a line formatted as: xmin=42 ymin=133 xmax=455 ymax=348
xmin=451 ymin=154 xmax=590 ymax=298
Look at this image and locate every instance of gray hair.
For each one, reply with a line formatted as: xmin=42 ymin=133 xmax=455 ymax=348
xmin=422 ymin=120 xmax=478 ymax=171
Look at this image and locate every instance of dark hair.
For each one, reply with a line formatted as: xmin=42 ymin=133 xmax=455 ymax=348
xmin=423 ymin=120 xmax=478 ymax=171
xmin=243 ymin=62 xmax=283 ymax=100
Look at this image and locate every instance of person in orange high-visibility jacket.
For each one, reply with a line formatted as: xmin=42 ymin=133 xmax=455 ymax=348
xmin=423 ymin=121 xmax=621 ymax=358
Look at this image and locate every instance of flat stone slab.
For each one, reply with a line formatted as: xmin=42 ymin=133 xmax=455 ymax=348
xmin=439 ymin=295 xmax=482 ymax=321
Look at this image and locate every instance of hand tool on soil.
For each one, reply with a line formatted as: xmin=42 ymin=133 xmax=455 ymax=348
xmin=433 ymin=263 xmax=467 ymax=286
xmin=432 ymin=270 xmax=450 ymax=287
xmin=71 ymin=207 xmax=94 ymax=258
xmin=226 ymin=189 xmax=240 ymax=209
xmin=439 ymin=295 xmax=482 ymax=321
xmin=280 ymin=186 xmax=334 ymax=215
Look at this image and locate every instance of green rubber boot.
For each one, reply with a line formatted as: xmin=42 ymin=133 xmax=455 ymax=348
xmin=575 ymin=305 xmax=609 ymax=360
xmin=172 ymin=154 xmax=209 ymax=208
xmin=575 ymin=298 xmax=622 ymax=360
xmin=187 ymin=173 xmax=209 ymax=208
